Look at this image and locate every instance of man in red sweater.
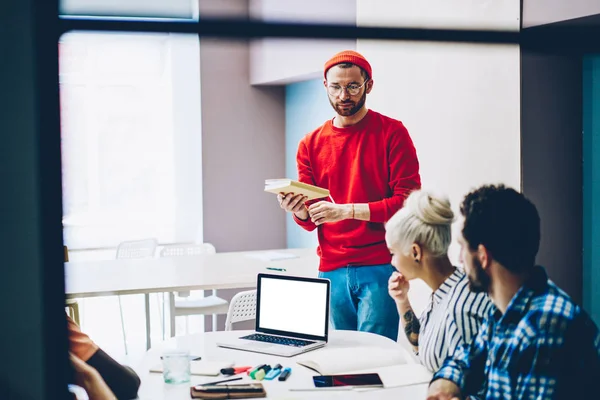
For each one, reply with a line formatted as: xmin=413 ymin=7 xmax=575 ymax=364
xmin=278 ymin=50 xmax=421 ymax=340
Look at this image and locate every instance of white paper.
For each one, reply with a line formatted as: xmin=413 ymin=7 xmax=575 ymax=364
xmin=245 ymin=251 xmax=299 ymax=262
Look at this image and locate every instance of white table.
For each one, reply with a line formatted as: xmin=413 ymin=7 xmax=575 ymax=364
xmin=64 ymin=248 xmax=319 ymax=348
xmin=135 ymin=330 xmax=430 ymax=399
xmin=65 ymin=248 xmax=319 ymax=298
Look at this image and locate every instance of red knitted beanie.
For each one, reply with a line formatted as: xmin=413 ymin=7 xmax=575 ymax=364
xmin=324 ymin=50 xmax=372 ymax=79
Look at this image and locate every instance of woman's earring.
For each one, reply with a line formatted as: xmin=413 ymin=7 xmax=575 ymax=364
xmin=414 ymin=258 xmax=420 ymax=263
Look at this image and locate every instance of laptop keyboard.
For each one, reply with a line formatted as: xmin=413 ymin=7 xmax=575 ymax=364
xmin=241 ymin=333 xmax=316 ymax=347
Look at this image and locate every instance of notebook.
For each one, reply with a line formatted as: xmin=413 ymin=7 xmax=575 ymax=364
xmin=264 ymin=179 xmax=330 ymax=201
xmin=295 ymin=346 xmax=407 ymax=375
xmin=150 ymin=360 xmax=234 ymax=377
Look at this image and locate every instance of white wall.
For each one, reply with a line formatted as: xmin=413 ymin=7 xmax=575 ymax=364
xmin=523 ymin=0 xmax=600 ymax=27
xmin=357 ymin=0 xmax=521 ymax=266
xmin=358 ymin=0 xmax=520 ymax=30
xmin=250 ymin=0 xmax=354 ymax=23
xmin=250 ymin=39 xmax=357 ymax=85
xmin=249 ymin=0 xmax=356 ymax=85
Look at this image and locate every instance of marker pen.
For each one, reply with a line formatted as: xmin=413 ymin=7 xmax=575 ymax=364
xmin=251 ymin=364 xmax=272 ymax=380
xmin=264 ymin=364 xmax=282 ymax=380
xmin=220 ymin=366 xmax=252 ymax=375
xmin=254 ymin=369 xmax=266 ymax=381
xmin=278 ymin=367 xmax=292 ymax=381
xmin=260 ymin=365 xmax=272 ymax=374
xmin=248 ymin=364 xmax=266 ymax=378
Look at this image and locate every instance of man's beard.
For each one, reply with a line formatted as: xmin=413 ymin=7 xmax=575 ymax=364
xmin=329 ymin=90 xmax=366 ymax=117
xmin=467 ymin=257 xmax=491 ymax=293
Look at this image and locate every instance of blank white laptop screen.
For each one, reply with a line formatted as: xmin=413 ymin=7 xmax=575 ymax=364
xmin=258 ymin=276 xmax=328 ymax=338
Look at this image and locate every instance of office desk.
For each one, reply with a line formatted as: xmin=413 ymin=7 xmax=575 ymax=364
xmin=65 ymin=248 xmax=319 ymax=299
xmin=136 ymin=330 xmax=430 ymax=399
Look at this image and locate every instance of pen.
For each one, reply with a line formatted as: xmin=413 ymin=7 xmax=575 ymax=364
xmin=251 ymin=365 xmax=271 ymax=380
xmin=278 ymin=367 xmax=292 ymax=381
xmin=160 ymin=355 xmax=201 ymax=361
xmin=266 ymin=267 xmax=286 ymax=272
xmin=220 ymin=366 xmax=252 ymax=375
xmin=288 ymin=387 xmax=354 ymax=391
xmin=195 ymin=377 xmax=242 ymax=388
xmin=248 ymin=364 xmax=266 ymax=379
xmin=254 ymin=369 xmax=266 ymax=381
xmin=264 ymin=364 xmax=282 ymax=380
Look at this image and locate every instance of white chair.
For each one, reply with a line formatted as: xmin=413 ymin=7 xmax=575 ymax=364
xmin=115 ymin=238 xmax=158 ymax=353
xmin=160 ymin=243 xmax=229 ymax=336
xmin=116 ymin=238 xmax=157 ymax=259
xmin=224 ymin=289 xmax=257 ymax=331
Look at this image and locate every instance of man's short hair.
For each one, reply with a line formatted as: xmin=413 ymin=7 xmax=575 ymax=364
xmin=460 ymin=184 xmax=540 ymax=273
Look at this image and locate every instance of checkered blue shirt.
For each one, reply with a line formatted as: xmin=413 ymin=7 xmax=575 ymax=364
xmin=432 ymin=266 xmax=600 ymax=399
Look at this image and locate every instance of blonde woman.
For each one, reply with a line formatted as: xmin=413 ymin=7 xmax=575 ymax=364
xmin=386 ymin=190 xmax=492 ymax=372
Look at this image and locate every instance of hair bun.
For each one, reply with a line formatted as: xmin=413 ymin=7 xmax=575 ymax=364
xmin=406 ymin=190 xmax=454 ymax=226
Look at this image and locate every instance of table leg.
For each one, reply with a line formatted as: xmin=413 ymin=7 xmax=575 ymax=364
xmin=145 ymin=293 xmax=151 ymax=350
xmin=161 ymin=292 xmax=165 ymax=340
xmin=169 ymin=292 xmax=176 ymax=337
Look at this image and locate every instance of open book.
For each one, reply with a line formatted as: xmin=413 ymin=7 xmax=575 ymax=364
xmin=295 ymin=346 xmax=408 ymax=376
xmin=264 ymin=179 xmax=330 ymax=201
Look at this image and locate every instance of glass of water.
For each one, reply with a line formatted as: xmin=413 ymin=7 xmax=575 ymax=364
xmin=162 ymin=350 xmax=191 ymax=384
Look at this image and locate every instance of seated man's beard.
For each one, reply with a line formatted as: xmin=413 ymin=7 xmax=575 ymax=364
xmin=468 ymin=258 xmax=491 ymax=293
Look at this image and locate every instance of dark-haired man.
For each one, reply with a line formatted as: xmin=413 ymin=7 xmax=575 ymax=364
xmin=427 ymin=184 xmax=600 ymax=400
xmin=277 ymin=50 xmax=421 ymax=340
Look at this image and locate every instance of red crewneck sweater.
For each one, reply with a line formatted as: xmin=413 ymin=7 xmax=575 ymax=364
xmin=294 ymin=110 xmax=421 ymax=272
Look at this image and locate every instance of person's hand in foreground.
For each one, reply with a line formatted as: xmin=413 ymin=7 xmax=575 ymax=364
xmin=427 ymin=378 xmax=462 ymax=400
xmin=70 ymin=353 xmax=117 ymax=400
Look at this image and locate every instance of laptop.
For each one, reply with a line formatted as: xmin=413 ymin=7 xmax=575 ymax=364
xmin=216 ymin=273 xmax=330 ymax=357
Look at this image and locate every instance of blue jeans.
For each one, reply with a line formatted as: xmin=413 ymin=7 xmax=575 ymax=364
xmin=319 ymin=264 xmax=399 ymax=341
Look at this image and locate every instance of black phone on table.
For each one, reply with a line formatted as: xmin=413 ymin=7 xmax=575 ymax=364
xmin=313 ymin=373 xmax=383 ymax=388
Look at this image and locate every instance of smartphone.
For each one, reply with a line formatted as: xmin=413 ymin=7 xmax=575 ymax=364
xmin=313 ymin=373 xmax=383 ymax=388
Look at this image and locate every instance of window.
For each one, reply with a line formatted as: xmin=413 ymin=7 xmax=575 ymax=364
xmin=59 ymin=32 xmax=202 ymax=249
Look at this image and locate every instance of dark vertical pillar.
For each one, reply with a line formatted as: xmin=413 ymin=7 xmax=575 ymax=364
xmin=520 ymin=48 xmax=583 ymax=303
xmin=0 ymin=1 xmax=69 ymax=399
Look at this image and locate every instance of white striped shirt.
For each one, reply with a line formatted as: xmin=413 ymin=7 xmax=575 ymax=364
xmin=417 ymin=268 xmax=493 ymax=373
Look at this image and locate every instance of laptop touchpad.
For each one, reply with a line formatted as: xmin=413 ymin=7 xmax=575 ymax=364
xmin=242 ymin=342 xmax=273 ymax=349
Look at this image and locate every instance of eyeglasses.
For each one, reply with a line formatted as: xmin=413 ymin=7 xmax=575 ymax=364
xmin=326 ymin=79 xmax=369 ymax=97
